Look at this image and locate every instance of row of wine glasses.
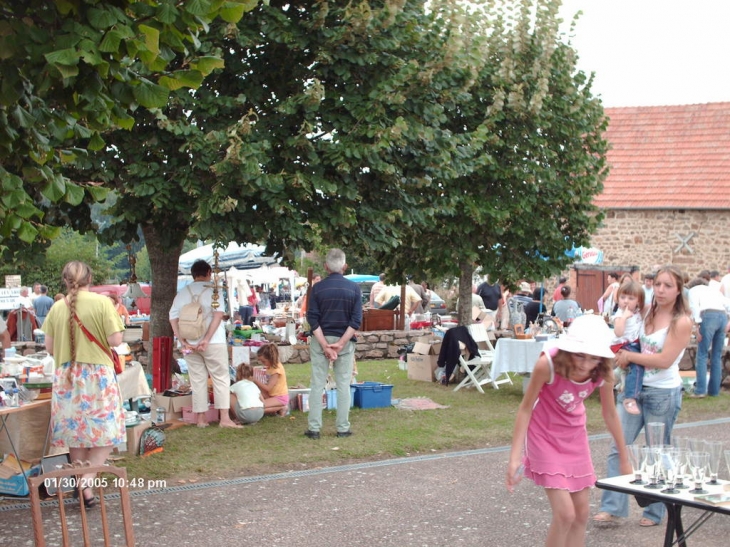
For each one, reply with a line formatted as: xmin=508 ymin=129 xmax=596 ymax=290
xmin=626 ymin=440 xmax=730 ymax=495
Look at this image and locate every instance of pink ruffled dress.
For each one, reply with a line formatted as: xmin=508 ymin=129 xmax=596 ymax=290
xmin=523 ymin=350 xmax=603 ymax=492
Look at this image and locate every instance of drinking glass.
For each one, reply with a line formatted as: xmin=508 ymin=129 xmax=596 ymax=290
xmin=674 ymin=448 xmax=690 ymax=489
xmin=671 ymin=436 xmax=687 ymax=450
xmin=627 ymin=444 xmax=646 ymax=484
xmin=688 ymin=451 xmax=709 ymax=494
xmin=646 ymin=422 xmax=665 ymax=447
xmin=643 ymin=446 xmax=662 ymax=489
xmin=660 ymin=446 xmax=680 ymax=494
xmin=687 ymin=438 xmax=703 ymax=453
xmin=704 ymin=441 xmax=724 ymax=485
xmin=725 ymin=450 xmax=730 ymax=480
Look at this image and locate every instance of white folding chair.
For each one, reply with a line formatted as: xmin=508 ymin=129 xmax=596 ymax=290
xmin=454 ymin=324 xmax=512 ymax=391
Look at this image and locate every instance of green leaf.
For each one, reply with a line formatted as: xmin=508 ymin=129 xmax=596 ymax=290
xmin=160 ymin=70 xmax=204 ymax=91
xmin=44 ymin=48 xmax=81 ymax=66
xmin=133 ymin=81 xmax=170 ymax=108
xmin=42 ymin=174 xmax=66 ymax=202
xmin=219 ymin=3 xmax=246 ymax=23
xmin=17 ymin=221 xmax=39 ymax=244
xmin=88 ymin=132 xmax=106 ymax=151
xmin=51 ymin=63 xmax=80 ymax=79
xmin=87 ymin=7 xmax=118 ymax=30
xmin=185 ymin=0 xmax=212 ymax=17
xmin=12 ymin=105 xmax=34 ymax=129
xmin=156 ymin=2 xmax=179 ymax=24
xmin=189 ymin=56 xmax=225 ymax=75
xmin=138 ymin=24 xmax=161 ymax=55
xmin=99 ymin=30 xmax=123 ymax=53
xmin=65 ymin=183 xmax=85 ymax=206
xmin=87 ymin=186 xmax=110 ymax=202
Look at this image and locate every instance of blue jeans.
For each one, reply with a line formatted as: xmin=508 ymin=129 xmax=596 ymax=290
xmin=238 ymin=305 xmax=254 ymax=326
xmin=308 ymin=336 xmax=355 ymax=433
xmin=599 ymin=385 xmax=682 ymax=522
xmin=695 ymin=310 xmax=728 ymax=396
xmin=621 ymin=341 xmax=643 ymax=400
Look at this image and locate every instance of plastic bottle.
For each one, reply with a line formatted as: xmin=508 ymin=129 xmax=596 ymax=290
xmin=404 ymin=314 xmax=411 ymax=331
xmin=10 ymin=388 xmax=19 ymax=407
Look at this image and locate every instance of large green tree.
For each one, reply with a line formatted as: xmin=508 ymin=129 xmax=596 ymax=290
xmin=87 ymin=0 xmax=487 ymax=338
xmin=367 ymin=0 xmax=609 ymax=324
xmin=0 ymin=0 xmax=259 ymax=257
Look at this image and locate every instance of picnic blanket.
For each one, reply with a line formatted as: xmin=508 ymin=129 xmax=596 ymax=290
xmin=392 ymin=397 xmax=449 ymax=410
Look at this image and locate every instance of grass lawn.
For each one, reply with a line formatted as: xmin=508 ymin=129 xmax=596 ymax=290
xmin=118 ymin=359 xmax=730 ymax=487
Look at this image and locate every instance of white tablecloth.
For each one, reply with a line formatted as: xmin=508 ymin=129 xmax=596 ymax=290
xmin=117 ymin=363 xmax=151 ymax=401
xmin=491 ymin=338 xmax=546 ymax=378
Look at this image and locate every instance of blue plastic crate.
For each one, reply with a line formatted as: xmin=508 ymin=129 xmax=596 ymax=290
xmin=352 ymin=382 xmax=394 ymax=409
xmin=325 ymin=386 xmax=357 ymax=409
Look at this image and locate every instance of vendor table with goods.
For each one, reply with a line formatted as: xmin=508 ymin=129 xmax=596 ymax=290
xmin=597 ymin=474 xmax=730 ymax=547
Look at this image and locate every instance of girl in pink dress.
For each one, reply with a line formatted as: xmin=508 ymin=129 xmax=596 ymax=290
xmin=507 ymin=314 xmax=630 ymax=547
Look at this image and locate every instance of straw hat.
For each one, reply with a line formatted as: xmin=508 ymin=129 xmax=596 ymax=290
xmin=519 ymin=282 xmax=531 ymax=293
xmin=556 ymin=314 xmax=615 ymax=359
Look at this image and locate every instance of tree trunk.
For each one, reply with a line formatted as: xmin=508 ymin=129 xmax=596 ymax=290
xmin=143 ymin=225 xmax=185 ymax=340
xmin=457 ymin=260 xmax=474 ymax=327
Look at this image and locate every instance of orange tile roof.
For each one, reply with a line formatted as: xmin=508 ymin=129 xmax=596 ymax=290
xmin=595 ymin=103 xmax=730 ymax=209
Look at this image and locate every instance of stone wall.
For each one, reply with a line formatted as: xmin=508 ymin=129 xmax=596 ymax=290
xmin=283 ymin=329 xmax=432 ymax=364
xmin=591 ymin=209 xmax=730 ymax=277
xmin=130 ymin=330 xmax=434 ymax=367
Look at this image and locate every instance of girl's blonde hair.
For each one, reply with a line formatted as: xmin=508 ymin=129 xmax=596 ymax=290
xmin=552 ymin=349 xmax=614 ymax=384
xmin=62 ymin=261 xmax=93 ymax=364
xmin=257 ymin=343 xmax=280 ymax=368
xmin=616 ymin=280 xmax=645 ymax=311
xmin=236 ymin=363 xmax=254 ymax=382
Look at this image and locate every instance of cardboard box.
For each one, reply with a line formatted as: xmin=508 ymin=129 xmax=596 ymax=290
xmin=115 ymin=422 xmax=149 ymax=455
xmin=181 ymin=405 xmax=219 ymax=424
xmin=0 ymin=463 xmax=41 ymax=496
xmin=153 ymin=392 xmax=193 ymax=421
xmin=407 ymin=336 xmax=442 ymax=382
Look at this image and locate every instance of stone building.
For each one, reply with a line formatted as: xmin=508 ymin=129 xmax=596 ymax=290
xmin=558 ymin=102 xmax=730 ymax=309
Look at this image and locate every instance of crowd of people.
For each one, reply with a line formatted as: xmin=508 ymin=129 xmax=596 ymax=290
xmin=507 ymin=263 xmax=730 ymax=545
xmin=8 ymin=253 xmax=729 ymax=523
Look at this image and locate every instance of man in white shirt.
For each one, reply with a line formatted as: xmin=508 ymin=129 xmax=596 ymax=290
xmin=15 ymin=287 xmax=33 ymax=310
xmin=687 ymin=277 xmax=730 ymax=397
xmin=169 ymin=260 xmax=242 ymax=429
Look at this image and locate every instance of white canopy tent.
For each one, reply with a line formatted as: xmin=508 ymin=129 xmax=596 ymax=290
xmin=225 ymin=265 xmax=299 ymax=312
xmin=178 ymin=242 xmax=279 ymax=275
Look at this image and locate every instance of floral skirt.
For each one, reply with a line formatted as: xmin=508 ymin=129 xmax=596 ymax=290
xmin=51 ymin=362 xmax=126 ymax=448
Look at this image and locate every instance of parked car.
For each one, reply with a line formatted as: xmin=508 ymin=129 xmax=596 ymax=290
xmin=344 ymin=274 xmax=380 ymax=305
xmin=89 ymin=283 xmax=152 ymax=315
xmin=428 ymin=292 xmax=449 ymax=315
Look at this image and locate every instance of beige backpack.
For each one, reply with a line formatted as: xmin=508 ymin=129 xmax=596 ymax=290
xmin=178 ymin=286 xmax=208 ymax=340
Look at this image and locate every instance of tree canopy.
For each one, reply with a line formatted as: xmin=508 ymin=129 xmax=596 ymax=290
xmin=2 ymin=0 xmax=609 ymax=334
xmin=0 ymin=0 xmax=259 ymax=257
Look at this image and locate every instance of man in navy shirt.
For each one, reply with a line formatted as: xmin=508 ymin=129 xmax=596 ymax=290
xmin=305 ymin=249 xmax=362 ymax=439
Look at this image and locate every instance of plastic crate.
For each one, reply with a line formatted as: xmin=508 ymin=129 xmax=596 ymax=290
xmin=324 ymin=386 xmax=357 ymax=409
xmin=352 ymin=382 xmax=393 ymax=409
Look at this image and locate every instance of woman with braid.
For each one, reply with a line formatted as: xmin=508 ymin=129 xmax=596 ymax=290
xmin=43 ymin=261 xmax=126 ymax=508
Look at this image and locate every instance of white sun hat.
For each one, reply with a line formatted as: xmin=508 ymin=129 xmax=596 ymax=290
xmin=556 ymin=314 xmax=615 ymax=359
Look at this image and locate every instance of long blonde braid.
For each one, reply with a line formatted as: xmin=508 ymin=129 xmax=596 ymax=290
xmin=62 ymin=261 xmax=93 ymax=364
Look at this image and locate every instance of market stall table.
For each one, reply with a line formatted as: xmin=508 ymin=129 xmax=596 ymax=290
xmin=490 ymin=338 xmax=546 ymax=379
xmin=596 ymin=474 xmax=730 ymax=547
xmin=0 ymin=400 xmax=51 ymax=483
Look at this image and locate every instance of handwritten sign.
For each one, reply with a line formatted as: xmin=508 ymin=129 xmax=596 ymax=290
xmin=0 ymin=287 xmax=22 ymax=311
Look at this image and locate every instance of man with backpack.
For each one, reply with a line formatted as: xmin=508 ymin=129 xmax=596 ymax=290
xmin=169 ymin=259 xmax=242 ymax=428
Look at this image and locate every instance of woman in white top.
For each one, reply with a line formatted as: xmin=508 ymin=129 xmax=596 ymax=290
xmin=230 ymin=363 xmax=265 ymax=424
xmin=594 ymin=265 xmax=692 ymax=527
